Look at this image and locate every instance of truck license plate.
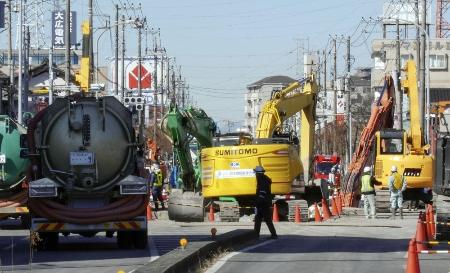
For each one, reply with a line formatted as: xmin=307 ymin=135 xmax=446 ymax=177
xmin=70 ymin=152 xmax=94 ymax=165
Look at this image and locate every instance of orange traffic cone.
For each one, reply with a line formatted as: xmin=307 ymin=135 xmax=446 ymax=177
xmin=314 ymin=202 xmax=322 ymax=222
xmin=146 ymin=203 xmax=153 ymax=221
xmin=321 ymin=198 xmax=332 ymax=221
xmin=331 ymin=197 xmax=339 ymax=217
xmin=340 ymin=193 xmax=345 ymax=208
xmin=424 ymin=210 xmax=432 ymax=241
xmin=272 ymin=203 xmax=279 ymax=222
xmin=336 ymin=195 xmax=343 ymax=215
xmin=405 ymin=239 xmax=421 ymax=273
xmin=428 ymin=204 xmax=436 ymax=239
xmin=415 ymin=216 xmax=428 ymax=251
xmin=208 ymin=205 xmax=215 ymax=222
xmin=294 ymin=204 xmax=301 ymax=223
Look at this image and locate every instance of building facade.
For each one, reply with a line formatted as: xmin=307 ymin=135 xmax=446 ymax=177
xmin=371 ymin=38 xmax=450 ymax=102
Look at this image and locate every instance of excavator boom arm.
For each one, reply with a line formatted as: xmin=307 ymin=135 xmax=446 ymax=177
xmin=161 ymin=104 xmax=216 ymax=191
xmin=255 ymin=75 xmax=317 ymax=182
xmin=255 ymin=77 xmax=317 ymax=139
xmin=402 ymin=60 xmax=423 ymax=151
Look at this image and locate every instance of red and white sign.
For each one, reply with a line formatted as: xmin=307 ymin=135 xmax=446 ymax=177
xmin=128 ymin=65 xmax=152 ymax=89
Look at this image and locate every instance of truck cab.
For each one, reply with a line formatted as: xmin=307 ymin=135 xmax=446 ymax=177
xmin=313 ymin=154 xmax=341 ymax=188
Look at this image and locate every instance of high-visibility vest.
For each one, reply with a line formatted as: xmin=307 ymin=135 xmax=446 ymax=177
xmin=392 ymin=173 xmax=403 ymax=190
xmin=154 ymin=171 xmax=163 ymax=187
xmin=360 ymin=174 xmax=374 ymax=193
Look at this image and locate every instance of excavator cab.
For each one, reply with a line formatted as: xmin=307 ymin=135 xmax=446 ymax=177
xmin=374 ymin=129 xmax=434 ymax=197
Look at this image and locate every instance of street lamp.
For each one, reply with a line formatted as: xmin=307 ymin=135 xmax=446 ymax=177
xmin=380 ymin=16 xmax=431 ymax=143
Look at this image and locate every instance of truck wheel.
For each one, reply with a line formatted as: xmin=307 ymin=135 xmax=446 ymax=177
xmin=20 ymin=215 xmax=31 ymax=229
xmin=133 ymin=230 xmax=148 ymax=249
xmin=117 ymin=231 xmax=133 ymax=249
xmin=38 ymin=232 xmax=59 ymax=251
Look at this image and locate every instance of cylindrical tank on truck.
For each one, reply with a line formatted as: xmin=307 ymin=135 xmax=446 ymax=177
xmin=0 ymin=115 xmax=30 ymax=224
xmin=27 ymin=96 xmax=148 ymax=250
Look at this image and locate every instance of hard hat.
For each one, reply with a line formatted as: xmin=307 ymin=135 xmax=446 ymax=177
xmin=253 ymin=166 xmax=265 ymax=173
xmin=391 ymin=165 xmax=397 ymax=172
xmin=363 ymin=166 xmax=371 ymax=173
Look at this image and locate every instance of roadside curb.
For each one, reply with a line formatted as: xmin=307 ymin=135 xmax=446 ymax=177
xmin=134 ymin=229 xmax=258 ymax=273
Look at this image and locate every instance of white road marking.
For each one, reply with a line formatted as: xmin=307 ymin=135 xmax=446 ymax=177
xmin=149 ymin=239 xmax=160 ymax=262
xmin=205 ymin=239 xmax=274 ymax=273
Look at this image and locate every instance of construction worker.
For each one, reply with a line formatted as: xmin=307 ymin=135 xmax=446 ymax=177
xmin=360 ymin=166 xmax=382 ymax=219
xmin=388 ymin=165 xmax=407 ymax=219
xmin=253 ymin=166 xmax=278 ymax=239
xmin=150 ymin=164 xmax=165 ymax=211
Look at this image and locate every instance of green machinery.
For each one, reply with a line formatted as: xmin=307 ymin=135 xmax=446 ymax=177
xmin=0 ymin=115 xmax=29 ymax=194
xmin=0 ymin=115 xmax=30 ymax=224
xmin=161 ymin=103 xmax=216 ymax=222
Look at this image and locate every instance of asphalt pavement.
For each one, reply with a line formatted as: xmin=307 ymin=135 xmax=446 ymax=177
xmin=0 ymin=218 xmax=252 ymax=273
xmin=205 ymin=212 xmax=450 ymax=273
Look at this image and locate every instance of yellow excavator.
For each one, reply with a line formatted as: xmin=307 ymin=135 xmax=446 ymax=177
xmin=74 ymin=21 xmax=91 ymax=94
xmin=374 ymin=60 xmax=434 ymax=210
xmin=201 ymin=75 xmax=318 ymax=220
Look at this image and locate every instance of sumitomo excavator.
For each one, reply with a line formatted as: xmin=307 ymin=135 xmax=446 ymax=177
xmin=201 ymin=74 xmax=318 ymax=220
xmin=161 ymin=103 xmax=216 ymax=222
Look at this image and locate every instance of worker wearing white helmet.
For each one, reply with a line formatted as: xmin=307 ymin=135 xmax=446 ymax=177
xmin=388 ymin=165 xmax=407 ymax=219
xmin=360 ymin=166 xmax=382 ymax=219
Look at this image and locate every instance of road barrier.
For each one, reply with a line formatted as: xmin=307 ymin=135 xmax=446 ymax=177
xmin=404 ymin=213 xmax=449 ymax=273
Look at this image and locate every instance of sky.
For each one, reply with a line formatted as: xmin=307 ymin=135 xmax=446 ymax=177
xmin=7 ymin=0 xmax=390 ymax=129
xmin=133 ymin=0 xmax=383 ymax=126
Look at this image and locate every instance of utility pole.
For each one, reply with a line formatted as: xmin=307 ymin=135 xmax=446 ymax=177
xmin=346 ymin=36 xmax=352 ymax=164
xmin=415 ymin=0 xmax=420 ymax=90
xmin=88 ymin=0 xmax=93 ymax=90
xmin=322 ymin=49 xmax=327 ymax=153
xmin=420 ymin=0 xmax=426 ymax=134
xmin=134 ymin=17 xmax=145 ymax=146
xmin=114 ymin=4 xmax=119 ymax=96
xmin=180 ymin=74 xmax=184 ymax=108
xmin=65 ymin=0 xmax=71 ymax=96
xmin=137 ymin=20 xmax=142 ymax=97
xmin=166 ymin=56 xmax=170 ymax=108
xmin=395 ymin=19 xmax=403 ymax=130
xmin=153 ymin=52 xmax=158 ymax=140
xmin=49 ymin=45 xmax=54 ymax=105
xmin=18 ymin=0 xmax=23 ymax=123
xmin=23 ymin=26 xmax=29 ymax=112
xmin=6 ymin=0 xmax=13 ymax=115
xmin=160 ymin=52 xmax=165 ymax=121
xmin=171 ymin=66 xmax=175 ymax=103
xmin=332 ymin=37 xmax=337 ymax=154
xmin=121 ymin=15 xmax=125 ymax=99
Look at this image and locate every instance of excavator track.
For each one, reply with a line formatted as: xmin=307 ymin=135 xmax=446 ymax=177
xmin=375 ymin=189 xmax=391 ymax=213
xmin=168 ymin=189 xmax=205 ymax=222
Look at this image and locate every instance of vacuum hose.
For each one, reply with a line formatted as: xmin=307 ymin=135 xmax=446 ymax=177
xmin=29 ymin=195 xmax=148 ymax=225
xmin=0 ymin=190 xmax=27 ymax=208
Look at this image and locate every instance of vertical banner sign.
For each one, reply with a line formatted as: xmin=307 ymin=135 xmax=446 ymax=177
xmin=52 ymin=11 xmax=77 ymax=47
xmin=0 ymin=1 xmax=5 ymax=29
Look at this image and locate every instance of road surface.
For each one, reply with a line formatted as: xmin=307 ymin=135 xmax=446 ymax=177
xmin=206 ymin=212 xmax=449 ymax=273
xmin=0 ymin=218 xmax=250 ymax=273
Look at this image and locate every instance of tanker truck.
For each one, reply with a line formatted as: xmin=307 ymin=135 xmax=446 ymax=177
xmin=0 ymin=115 xmax=30 ymax=225
xmin=26 ymin=96 xmax=148 ymax=250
